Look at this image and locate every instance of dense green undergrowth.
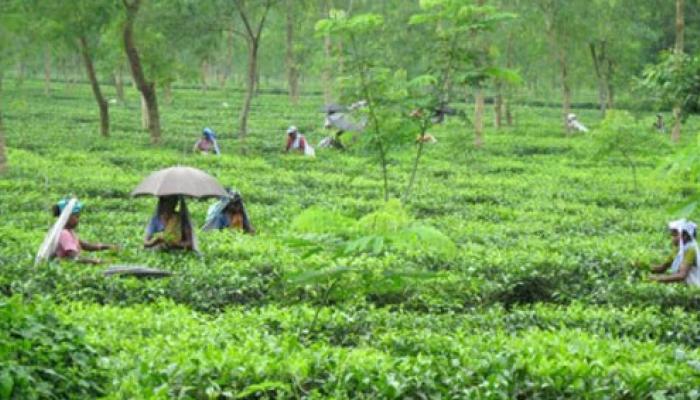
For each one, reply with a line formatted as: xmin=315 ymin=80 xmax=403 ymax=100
xmin=2 ymin=80 xmax=700 ymax=398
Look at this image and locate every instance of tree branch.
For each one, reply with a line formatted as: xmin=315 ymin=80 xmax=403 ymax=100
xmin=235 ymin=0 xmax=255 ymax=38
xmin=254 ymin=0 xmax=274 ymax=39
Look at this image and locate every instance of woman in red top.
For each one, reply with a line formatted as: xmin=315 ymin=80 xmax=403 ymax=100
xmin=52 ymin=199 xmax=118 ymax=264
xmin=285 ymin=126 xmax=315 ymax=156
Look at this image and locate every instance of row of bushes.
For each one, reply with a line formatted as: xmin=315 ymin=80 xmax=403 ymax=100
xmin=52 ymin=300 xmax=700 ymax=399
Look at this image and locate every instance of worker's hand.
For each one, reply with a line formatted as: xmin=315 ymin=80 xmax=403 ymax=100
xmin=648 ymin=274 xmax=660 ymax=281
xmin=78 ymin=257 xmax=103 ymax=265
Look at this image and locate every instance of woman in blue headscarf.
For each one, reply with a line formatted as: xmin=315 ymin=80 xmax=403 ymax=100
xmin=50 ymin=198 xmax=118 ymax=263
xmin=193 ymin=127 xmax=221 ymax=155
xmin=203 ymin=189 xmax=255 ymax=234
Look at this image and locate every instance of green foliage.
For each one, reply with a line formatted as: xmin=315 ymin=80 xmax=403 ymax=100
xmin=591 ymin=110 xmax=668 ymax=191
xmin=316 ymin=11 xmax=416 ymax=201
xmin=640 ymin=52 xmax=700 ymax=120
xmin=290 ymin=206 xmax=355 ymax=235
xmin=2 ymin=82 xmax=700 ymax=397
xmin=0 ymin=296 xmax=105 ymax=399
xmin=48 ymin=300 xmax=700 ymax=399
xmin=356 ymin=199 xmax=410 ymax=235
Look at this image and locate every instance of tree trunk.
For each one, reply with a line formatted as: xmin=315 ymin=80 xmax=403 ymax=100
xmin=220 ymin=28 xmax=234 ymax=88
xmin=589 ymin=41 xmax=607 ymax=117
xmin=200 ymin=59 xmax=209 ymax=91
xmin=114 ymin=64 xmax=125 ymax=103
xmin=504 ymin=30 xmax=514 ymax=126
xmin=68 ymin=53 xmax=81 ymax=88
xmin=474 ymin=86 xmax=484 ymax=148
xmin=238 ymin=41 xmax=258 ymax=139
xmin=254 ymin=67 xmax=261 ymax=96
xmin=123 ymin=0 xmax=161 ymax=144
xmin=672 ymin=0 xmax=684 ymax=143
xmin=164 ymin=82 xmax=173 ymax=105
xmin=78 ymin=36 xmax=110 ymax=138
xmin=322 ymin=0 xmax=332 ymax=104
xmin=558 ymin=49 xmax=571 ymax=133
xmin=494 ymin=86 xmax=503 ymax=129
xmin=44 ymin=45 xmax=52 ymax=96
xmin=286 ymin=0 xmax=299 ymax=104
xmin=606 ymin=60 xmax=614 ymax=109
xmin=672 ymin=106 xmax=682 ymax=142
xmin=505 ymin=99 xmax=513 ymax=126
xmin=543 ymin=3 xmax=571 ymax=134
xmin=140 ymin=93 xmax=149 ymax=129
xmin=676 ymin=0 xmax=685 ymax=53
xmin=0 ymin=72 xmax=5 ymax=174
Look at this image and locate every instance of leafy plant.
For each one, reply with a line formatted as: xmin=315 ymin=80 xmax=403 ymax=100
xmin=0 ymin=296 xmax=106 ymax=399
xmin=590 ymin=109 xmax=668 ymax=192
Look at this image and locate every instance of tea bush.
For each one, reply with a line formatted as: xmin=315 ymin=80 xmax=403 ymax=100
xmin=3 ymin=80 xmax=700 ymax=397
xmin=0 ymin=296 xmax=105 ymax=399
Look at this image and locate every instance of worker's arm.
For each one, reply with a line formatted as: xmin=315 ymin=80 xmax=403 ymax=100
xmin=80 ymin=240 xmax=118 ymax=252
xmin=651 ymin=260 xmax=671 ymax=273
xmin=144 ymin=236 xmax=164 ymax=248
xmin=285 ymin=137 xmax=292 ymax=152
xmin=62 ymin=250 xmax=103 ymax=264
xmin=650 ymin=261 xmax=691 ymax=283
xmin=173 ymin=225 xmax=193 ymax=250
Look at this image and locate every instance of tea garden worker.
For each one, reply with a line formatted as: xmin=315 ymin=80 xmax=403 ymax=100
xmin=650 ymin=219 xmax=700 ymax=286
xmin=202 ymin=188 xmax=255 ymax=234
xmin=285 ymin=126 xmax=315 ymax=156
xmin=415 ymin=133 xmax=438 ymax=144
xmin=144 ymin=195 xmax=194 ymax=251
xmin=51 ymin=199 xmax=118 ymax=264
xmin=566 ymin=113 xmax=589 ymax=133
xmin=193 ymin=127 xmax=221 ymax=155
xmin=653 ymin=113 xmax=666 ymax=134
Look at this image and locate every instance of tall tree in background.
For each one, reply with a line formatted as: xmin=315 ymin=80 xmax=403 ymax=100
xmin=321 ymin=0 xmax=333 ymax=104
xmin=672 ymin=0 xmax=685 ymax=142
xmin=539 ymin=0 xmax=572 ymax=133
xmin=586 ymin=1 xmax=614 ymax=115
xmin=0 ymin=1 xmax=23 ymax=173
xmin=233 ymin=0 xmax=275 ymax=140
xmin=79 ymin=36 xmax=110 ymax=137
xmin=286 ymin=0 xmax=300 ymax=104
xmin=44 ymin=0 xmax=116 ymax=137
xmin=411 ymin=0 xmax=515 ymax=148
xmin=122 ymin=0 xmax=161 ymax=144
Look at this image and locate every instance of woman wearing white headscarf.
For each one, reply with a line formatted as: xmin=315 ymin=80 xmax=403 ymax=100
xmin=285 ymin=126 xmax=315 ymax=157
xmin=650 ymin=219 xmax=700 ymax=286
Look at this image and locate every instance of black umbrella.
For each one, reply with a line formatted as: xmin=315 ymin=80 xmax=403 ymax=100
xmin=321 ymin=103 xmax=347 ymax=114
xmin=103 ymin=265 xmax=173 ymax=278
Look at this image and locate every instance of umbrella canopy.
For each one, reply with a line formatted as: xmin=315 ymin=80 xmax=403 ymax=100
xmin=35 ymin=198 xmax=77 ymax=266
xmin=326 ymin=113 xmax=366 ymax=132
xmin=321 ymin=103 xmax=347 ymax=114
xmin=103 ymin=265 xmax=173 ymax=278
xmin=131 ymin=166 xmax=227 ymax=198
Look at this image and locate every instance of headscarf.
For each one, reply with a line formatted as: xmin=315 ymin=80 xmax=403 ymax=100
xmin=287 ymin=126 xmax=298 ymax=135
xmin=201 ymin=127 xmax=220 ymax=155
xmin=57 ymin=198 xmax=83 ymax=214
xmin=203 ymin=188 xmax=253 ymax=232
xmin=203 ymin=127 xmax=216 ymax=140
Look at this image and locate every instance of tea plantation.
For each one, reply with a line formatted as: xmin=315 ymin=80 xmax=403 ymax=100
xmin=2 ymin=81 xmax=700 ymax=398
